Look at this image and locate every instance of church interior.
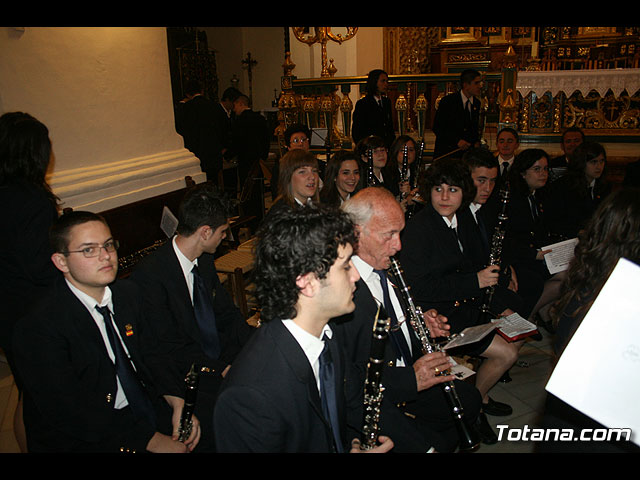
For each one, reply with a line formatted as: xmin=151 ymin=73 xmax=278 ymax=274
xmin=1 ymin=26 xmax=639 ymax=454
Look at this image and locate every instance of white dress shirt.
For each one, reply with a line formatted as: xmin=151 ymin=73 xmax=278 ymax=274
xmin=282 ymin=320 xmax=333 ymax=392
xmin=66 ymin=280 xmax=130 ymax=409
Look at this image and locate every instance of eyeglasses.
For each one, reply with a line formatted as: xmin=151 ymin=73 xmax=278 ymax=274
xmin=63 ymin=240 xmax=119 ymax=258
xmin=290 ymin=137 xmax=309 ymax=144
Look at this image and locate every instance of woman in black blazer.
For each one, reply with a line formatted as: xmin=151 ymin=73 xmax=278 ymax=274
xmin=544 ymin=141 xmax=611 ymax=241
xmin=504 ymin=148 xmax=556 ymax=323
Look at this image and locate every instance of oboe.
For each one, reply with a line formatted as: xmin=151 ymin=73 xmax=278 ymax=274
xmin=177 ymin=363 xmax=201 ymax=442
xmin=480 ymin=181 xmax=511 ymax=320
xmin=387 ymin=257 xmax=480 ymax=452
xmin=360 ymin=306 xmax=391 ymax=450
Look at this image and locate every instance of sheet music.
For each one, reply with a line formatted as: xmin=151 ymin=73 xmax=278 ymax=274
xmin=543 ymin=238 xmax=579 ymax=274
xmin=442 ymin=322 xmax=498 ymax=350
xmin=491 ymin=313 xmax=537 ymax=338
xmin=545 ymin=258 xmax=640 ymax=446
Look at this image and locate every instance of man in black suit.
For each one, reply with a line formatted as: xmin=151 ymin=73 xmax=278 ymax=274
xmin=335 ymin=187 xmax=483 ymax=452
xmin=223 ymin=94 xmax=271 ymax=195
xmin=130 ymin=183 xmax=254 ymax=451
xmin=432 ymin=69 xmax=483 ymax=160
xmin=213 ymin=205 xmax=394 ymax=453
xmin=352 ymin=69 xmax=396 ymax=148
xmin=12 ymin=211 xmax=199 ymax=453
xmin=175 ymin=79 xmax=221 ymax=183
xmin=214 ymin=87 xmax=242 ymax=192
xmin=548 ymin=127 xmax=584 ymax=182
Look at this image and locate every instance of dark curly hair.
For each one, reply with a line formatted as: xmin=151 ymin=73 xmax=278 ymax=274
xmin=419 ymin=157 xmax=475 ymax=210
xmin=252 ymin=204 xmax=356 ymax=322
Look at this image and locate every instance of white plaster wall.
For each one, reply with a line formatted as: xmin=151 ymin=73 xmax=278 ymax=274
xmin=0 ymin=26 xmax=204 ymax=212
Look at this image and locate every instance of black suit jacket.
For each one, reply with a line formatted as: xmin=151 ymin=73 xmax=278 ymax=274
xmin=352 ymin=94 xmax=395 ymax=147
xmin=432 ymin=92 xmax=480 ymax=159
xmin=130 ymin=241 xmax=252 ymax=398
xmin=12 ymin=277 xmax=166 ymax=453
xmin=214 ymin=319 xmax=349 ymax=452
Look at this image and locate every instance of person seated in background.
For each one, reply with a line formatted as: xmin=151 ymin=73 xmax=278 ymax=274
xmin=494 ymin=127 xmax=519 ymax=185
xmin=214 ymin=205 xmax=394 ymax=453
xmin=544 ymin=140 xmax=611 ymax=242
xmin=319 ymin=150 xmax=361 ymax=208
xmin=268 ymin=149 xmax=320 ymax=217
xmin=381 ymin=135 xmax=422 ymax=214
xmin=461 ymin=148 xmax=525 ymax=318
xmin=355 ymin=135 xmax=389 ymax=189
xmin=548 ymin=127 xmax=584 ymax=182
xmin=502 ymin=149 xmax=554 ymax=320
xmin=130 ymin=183 xmax=254 ymax=452
xmin=13 ymin=211 xmax=199 ymax=453
xmin=398 ymin=158 xmax=522 ymax=444
xmin=271 ymin=123 xmax=313 ymax=200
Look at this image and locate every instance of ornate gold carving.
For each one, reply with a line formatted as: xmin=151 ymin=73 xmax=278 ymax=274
xmin=291 ymin=27 xmax=358 ymax=77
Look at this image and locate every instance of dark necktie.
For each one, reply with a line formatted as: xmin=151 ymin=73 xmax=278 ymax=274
xmin=501 ymin=162 xmax=510 ymax=179
xmin=319 ymin=335 xmax=343 ymax=453
xmin=192 ymin=265 xmax=221 ymax=359
xmin=374 ymin=269 xmax=412 ymax=365
xmin=95 ymin=305 xmax=156 ymax=428
xmin=528 ymin=194 xmax=539 ymax=221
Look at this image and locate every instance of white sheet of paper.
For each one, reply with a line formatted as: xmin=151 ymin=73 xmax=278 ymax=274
xmin=543 ymin=238 xmax=579 ymax=274
xmin=545 ymin=257 xmax=640 ymax=446
xmin=442 ymin=322 xmax=497 ymax=350
xmin=491 ymin=313 xmax=537 ymax=338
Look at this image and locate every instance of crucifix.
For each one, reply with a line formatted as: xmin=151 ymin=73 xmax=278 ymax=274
xmin=241 ymin=52 xmax=258 ymax=106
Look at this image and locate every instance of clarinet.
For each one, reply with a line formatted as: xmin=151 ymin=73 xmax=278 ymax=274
xmin=406 ymin=139 xmax=425 ymax=219
xmin=360 ymin=306 xmax=391 ymax=450
xmin=399 ymin=144 xmax=409 ymax=201
xmin=366 ymin=148 xmax=377 ymax=187
xmin=387 ymin=257 xmax=480 ymax=452
xmin=480 ymin=181 xmax=511 ymax=320
xmin=177 ymin=363 xmax=201 ymax=442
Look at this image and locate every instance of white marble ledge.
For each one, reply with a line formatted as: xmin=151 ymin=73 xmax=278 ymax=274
xmin=516 ymin=68 xmax=640 ymax=98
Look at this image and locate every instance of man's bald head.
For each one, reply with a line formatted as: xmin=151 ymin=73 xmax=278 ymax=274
xmin=341 ymin=187 xmax=405 ymax=270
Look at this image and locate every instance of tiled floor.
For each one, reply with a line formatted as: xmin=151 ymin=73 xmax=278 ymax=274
xmin=0 ymin=330 xmax=557 ymax=454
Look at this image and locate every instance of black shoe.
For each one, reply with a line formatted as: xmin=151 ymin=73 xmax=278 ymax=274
xmin=482 ymin=397 xmax=513 ymax=416
xmin=535 ymin=312 xmax=556 ymax=334
xmin=499 ymin=371 xmax=512 ymax=383
xmin=474 ymin=413 xmax=498 ymax=445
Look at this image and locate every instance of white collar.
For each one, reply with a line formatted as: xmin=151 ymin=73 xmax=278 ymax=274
xmin=66 ymin=278 xmax=112 ymax=312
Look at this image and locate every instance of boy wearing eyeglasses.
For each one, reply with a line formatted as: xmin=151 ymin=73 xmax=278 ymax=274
xmin=12 ymin=210 xmax=200 ymax=453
